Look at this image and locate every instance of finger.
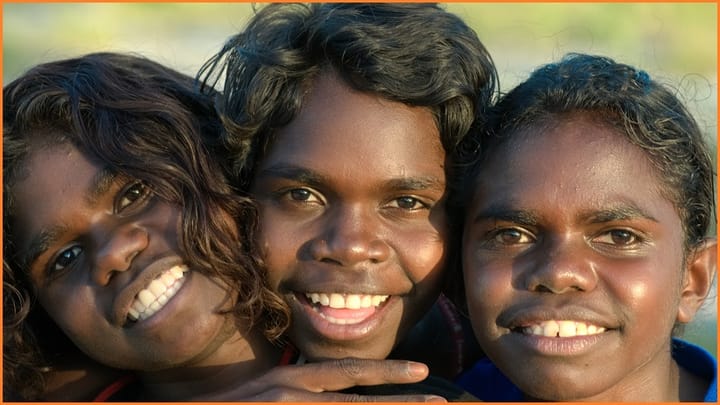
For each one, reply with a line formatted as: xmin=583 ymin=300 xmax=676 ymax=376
xmin=296 ymin=358 xmax=430 ymax=391
xmin=334 ymin=393 xmax=448 ymax=403
xmin=253 ymin=359 xmax=430 ymax=393
xmin=249 ymin=388 xmax=447 ymax=402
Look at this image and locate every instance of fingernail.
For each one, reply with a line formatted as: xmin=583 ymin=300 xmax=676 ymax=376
xmin=408 ymin=361 xmax=428 ymax=377
xmin=425 ymin=396 xmax=447 ymax=402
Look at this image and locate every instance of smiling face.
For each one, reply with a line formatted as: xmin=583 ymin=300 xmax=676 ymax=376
xmin=251 ymin=72 xmax=447 ymax=360
xmin=13 ymin=141 xmax=241 ymax=371
xmin=463 ymin=116 xmax=697 ymax=401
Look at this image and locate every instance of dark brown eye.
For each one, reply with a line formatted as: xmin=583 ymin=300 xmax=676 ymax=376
xmin=494 ymin=228 xmax=533 ymax=244
xmin=592 ymin=228 xmax=642 ymax=248
xmin=609 ymin=229 xmax=636 ymax=245
xmin=118 ymin=181 xmax=149 ymax=211
xmin=289 ymin=188 xmax=312 ymax=201
xmin=52 ymin=246 xmax=82 ymax=273
xmin=395 ymin=196 xmax=422 ymax=210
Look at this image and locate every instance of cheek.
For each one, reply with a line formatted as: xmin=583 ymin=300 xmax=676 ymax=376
xmin=257 ymin=215 xmax=300 ymax=288
xmin=399 ymin=207 xmax=449 ymax=282
xmin=462 ymin=248 xmax=512 ymax=327
xmin=39 ymin=285 xmax=99 ymax=346
xmin=402 ymin=229 xmax=446 ymax=282
xmin=606 ymin=257 xmax=683 ymax=326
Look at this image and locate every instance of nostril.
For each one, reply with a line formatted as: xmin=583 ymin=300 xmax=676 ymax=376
xmin=535 ymin=285 xmax=553 ymax=293
xmin=126 ymin=250 xmax=139 ymax=266
xmin=320 ymin=257 xmax=342 ymax=265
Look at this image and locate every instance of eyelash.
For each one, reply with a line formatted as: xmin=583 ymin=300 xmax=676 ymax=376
xmin=484 ymin=227 xmax=536 ymax=248
xmin=591 ymin=228 xmax=645 ymax=248
xmin=116 ymin=180 xmax=152 ymax=215
xmin=479 ymin=226 xmax=646 ymax=253
xmin=49 ymin=245 xmax=83 ymax=275
xmin=278 ymin=187 xmax=431 ymax=213
xmin=280 ymin=187 xmax=324 ymax=206
xmin=385 ymin=196 xmax=430 ymax=211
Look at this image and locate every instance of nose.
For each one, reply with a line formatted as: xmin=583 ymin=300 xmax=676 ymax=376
xmin=523 ymin=238 xmax=598 ymax=294
xmin=309 ymin=204 xmax=391 ymax=267
xmin=92 ymin=223 xmax=149 ymax=286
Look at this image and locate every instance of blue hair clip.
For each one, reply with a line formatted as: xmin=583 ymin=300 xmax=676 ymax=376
xmin=635 ymin=70 xmax=650 ymax=87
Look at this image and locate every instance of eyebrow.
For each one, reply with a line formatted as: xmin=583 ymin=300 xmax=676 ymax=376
xmin=471 ymin=204 xmax=658 ymax=226
xmin=471 ymin=206 xmax=540 ymax=227
xmin=256 ymin=164 xmax=444 ymax=191
xmin=581 ymin=205 xmax=658 ymax=224
xmin=19 ymin=225 xmax=67 ymax=272
xmin=19 ymin=166 xmax=117 ymax=270
xmin=85 ymin=167 xmax=117 ymax=205
xmin=384 ymin=176 xmax=445 ymax=192
xmin=255 ymin=165 xmax=327 ymax=188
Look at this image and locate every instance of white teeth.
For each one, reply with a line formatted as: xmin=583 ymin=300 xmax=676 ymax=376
xmin=161 ymin=273 xmax=176 ymax=287
xmin=170 ymin=266 xmax=184 ymax=278
xmin=127 ymin=265 xmax=188 ymax=322
xmin=346 ymin=294 xmax=361 ymax=309
xmin=522 ymin=320 xmax=606 ymax=337
xmin=543 ymin=321 xmax=560 ymax=337
xmin=148 ymin=280 xmax=167 ymax=297
xmin=138 ymin=290 xmax=156 ymax=307
xmin=132 ymin=301 xmax=146 ymax=313
xmin=305 ymin=292 xmax=389 ymax=309
xmin=558 ymin=320 xmax=576 ymax=337
xmin=329 ymin=293 xmax=345 ymax=309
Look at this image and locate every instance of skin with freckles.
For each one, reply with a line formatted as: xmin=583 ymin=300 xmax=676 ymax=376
xmin=251 ymin=71 xmax=448 ymax=361
xmin=462 ymin=115 xmax=715 ymax=401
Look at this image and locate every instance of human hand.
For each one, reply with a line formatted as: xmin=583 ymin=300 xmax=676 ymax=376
xmin=192 ymin=358 xmax=447 ymax=402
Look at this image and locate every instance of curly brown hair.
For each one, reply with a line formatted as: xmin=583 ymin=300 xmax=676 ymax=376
xmin=3 ymin=52 xmax=290 ymax=400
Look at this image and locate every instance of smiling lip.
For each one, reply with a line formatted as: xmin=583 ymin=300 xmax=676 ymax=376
xmin=516 ymin=320 xmax=607 ymax=338
xmin=127 ymin=265 xmax=189 ymax=322
xmin=502 ymin=315 xmax=613 ymax=356
xmin=295 ymin=292 xmax=392 ymax=340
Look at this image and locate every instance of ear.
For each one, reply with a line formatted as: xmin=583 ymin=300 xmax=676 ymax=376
xmin=676 ymin=237 xmax=717 ymax=323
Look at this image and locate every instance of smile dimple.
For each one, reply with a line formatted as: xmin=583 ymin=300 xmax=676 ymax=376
xmin=515 ymin=320 xmax=607 ymax=337
xmin=127 ymin=265 xmax=188 ymax=322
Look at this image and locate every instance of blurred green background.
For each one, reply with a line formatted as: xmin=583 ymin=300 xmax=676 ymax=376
xmin=3 ymin=2 xmax=717 ymax=356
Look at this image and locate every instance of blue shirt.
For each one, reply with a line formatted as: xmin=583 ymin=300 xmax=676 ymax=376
xmin=456 ymin=338 xmax=717 ymax=401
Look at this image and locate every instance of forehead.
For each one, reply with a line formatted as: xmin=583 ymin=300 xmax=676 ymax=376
xmin=261 ymin=72 xmax=445 ymax=178
xmin=473 ymin=117 xmax=669 ymax=209
xmin=12 ymin=144 xmax=102 ymax=246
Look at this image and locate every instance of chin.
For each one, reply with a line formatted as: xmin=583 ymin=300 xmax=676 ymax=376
xmin=301 ymin=341 xmax=393 ymax=362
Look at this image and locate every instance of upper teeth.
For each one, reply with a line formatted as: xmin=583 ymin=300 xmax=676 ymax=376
xmin=521 ymin=320 xmax=606 ymax=337
xmin=127 ymin=265 xmax=188 ymax=322
xmin=305 ymin=293 xmax=389 ymax=309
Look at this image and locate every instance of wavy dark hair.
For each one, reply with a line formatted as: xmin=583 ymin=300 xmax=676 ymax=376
xmin=198 ymin=4 xmax=498 ymax=307
xmin=3 ymin=52 xmax=290 ymax=400
xmin=450 ymin=53 xmax=716 ymax=307
xmin=199 ymin=3 xmax=498 ymax=191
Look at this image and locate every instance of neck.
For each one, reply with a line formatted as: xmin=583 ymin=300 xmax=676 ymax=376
xmin=138 ymin=328 xmax=282 ymax=401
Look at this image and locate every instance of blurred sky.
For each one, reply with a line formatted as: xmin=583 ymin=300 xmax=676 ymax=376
xmin=2 ymin=2 xmax=718 ymax=354
xmin=4 ymin=3 xmax=716 ymax=150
